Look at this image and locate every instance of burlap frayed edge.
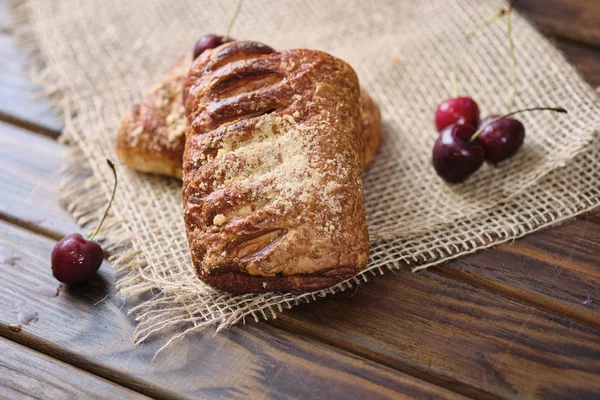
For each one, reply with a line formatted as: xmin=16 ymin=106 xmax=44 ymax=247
xmin=10 ymin=0 xmax=600 ymax=356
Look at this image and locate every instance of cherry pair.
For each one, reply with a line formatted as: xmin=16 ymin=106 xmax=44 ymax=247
xmin=435 ymin=97 xmax=525 ymax=166
xmin=433 ymin=98 xmax=565 ymax=183
xmin=433 ymin=97 xmax=523 ymax=183
xmin=430 ymin=6 xmax=526 ymax=183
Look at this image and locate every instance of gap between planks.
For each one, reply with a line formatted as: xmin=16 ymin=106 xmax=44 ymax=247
xmin=0 ymin=212 xmax=65 ymax=242
xmin=1 ymin=330 xmax=190 ymax=400
xmin=434 ymin=264 xmax=599 ymax=331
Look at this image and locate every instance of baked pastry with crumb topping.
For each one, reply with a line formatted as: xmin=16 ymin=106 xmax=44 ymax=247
xmin=182 ymin=41 xmax=369 ymax=293
xmin=116 ymin=54 xmax=192 ymax=178
xmin=116 ymin=53 xmax=382 ymax=179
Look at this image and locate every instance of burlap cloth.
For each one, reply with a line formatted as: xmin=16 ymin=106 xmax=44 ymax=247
xmin=11 ymin=0 xmax=600 ymax=351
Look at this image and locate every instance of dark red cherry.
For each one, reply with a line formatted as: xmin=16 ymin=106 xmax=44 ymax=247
xmin=435 ymin=97 xmax=480 ymax=132
xmin=51 ymin=234 xmax=103 ymax=284
xmin=432 ymin=124 xmax=485 ymax=183
xmin=193 ymin=34 xmax=235 ymax=59
xmin=478 ymin=115 xmax=525 ymax=163
xmin=50 ymin=160 xmax=117 ymax=285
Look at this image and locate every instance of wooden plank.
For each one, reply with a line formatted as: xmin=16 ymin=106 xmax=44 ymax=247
xmin=0 ymin=221 xmax=462 ymax=400
xmin=0 ymin=121 xmax=80 ymax=238
xmin=439 ymin=220 xmax=600 ymax=329
xmin=515 ymin=0 xmax=600 ymax=47
xmin=273 ymin=264 xmax=600 ymax=400
xmin=0 ymin=1 xmax=63 ymax=136
xmin=0 ymin=337 xmax=149 ymax=400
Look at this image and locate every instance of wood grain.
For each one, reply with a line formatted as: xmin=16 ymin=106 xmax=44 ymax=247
xmin=0 ymin=32 xmax=62 ymax=136
xmin=0 ymin=337 xmax=149 ymax=400
xmin=0 ymin=121 xmax=81 ymax=238
xmin=0 ymin=221 xmax=462 ymax=400
xmin=515 ymin=0 xmax=600 ymax=47
xmin=580 ymin=208 xmax=600 ymax=225
xmin=0 ymin=2 xmax=62 ymax=136
xmin=438 ymin=220 xmax=600 ymax=329
xmin=273 ymin=265 xmax=600 ymax=400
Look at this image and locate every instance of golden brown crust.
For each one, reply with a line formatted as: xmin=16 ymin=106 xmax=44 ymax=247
xmin=182 ymin=41 xmax=369 ymax=293
xmin=115 ymin=54 xmax=191 ymax=179
xmin=360 ymin=90 xmax=383 ymax=169
xmin=115 ymin=51 xmax=382 ymax=179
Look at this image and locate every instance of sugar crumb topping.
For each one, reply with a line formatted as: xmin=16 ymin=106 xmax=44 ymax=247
xmin=127 ymin=125 xmax=144 ymax=146
xmin=213 ymin=214 xmax=227 ymax=225
xmin=193 ymin=113 xmax=350 ymax=233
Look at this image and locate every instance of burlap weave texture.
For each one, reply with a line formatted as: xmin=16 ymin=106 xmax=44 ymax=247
xmin=11 ymin=0 xmax=600 ymax=349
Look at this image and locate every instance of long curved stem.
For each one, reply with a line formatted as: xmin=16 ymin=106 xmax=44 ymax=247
xmin=450 ymin=8 xmax=506 ymax=97
xmin=469 ymin=107 xmax=567 ymax=143
xmin=89 ymin=160 xmax=118 ymax=242
xmin=506 ymin=5 xmax=517 ymax=111
xmin=224 ymin=0 xmax=243 ymax=42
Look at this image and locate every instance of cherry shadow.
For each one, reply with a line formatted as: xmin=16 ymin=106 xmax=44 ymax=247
xmin=62 ymin=270 xmax=112 ymax=305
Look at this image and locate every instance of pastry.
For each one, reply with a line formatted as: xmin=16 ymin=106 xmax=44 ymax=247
xmin=182 ymin=41 xmax=369 ymax=293
xmin=116 ymin=53 xmax=382 ymax=179
xmin=116 ymin=54 xmax=192 ymax=178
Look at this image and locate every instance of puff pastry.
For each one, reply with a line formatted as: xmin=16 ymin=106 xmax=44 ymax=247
xmin=182 ymin=41 xmax=369 ymax=293
xmin=116 ymin=54 xmax=192 ymax=178
xmin=116 ymin=53 xmax=382 ymax=179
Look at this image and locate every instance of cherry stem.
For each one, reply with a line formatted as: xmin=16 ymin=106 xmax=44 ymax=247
xmin=89 ymin=160 xmax=118 ymax=242
xmin=450 ymin=8 xmax=506 ymax=98
xmin=505 ymin=3 xmax=517 ymax=111
xmin=469 ymin=107 xmax=567 ymax=143
xmin=224 ymin=0 xmax=243 ymax=42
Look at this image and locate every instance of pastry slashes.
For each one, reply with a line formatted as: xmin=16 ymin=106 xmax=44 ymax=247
xmin=116 ymin=53 xmax=382 ymax=180
xmin=181 ymin=41 xmax=369 ymax=293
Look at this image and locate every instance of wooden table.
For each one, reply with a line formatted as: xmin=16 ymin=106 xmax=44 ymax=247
xmin=1 ymin=1 xmax=599 ymax=399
